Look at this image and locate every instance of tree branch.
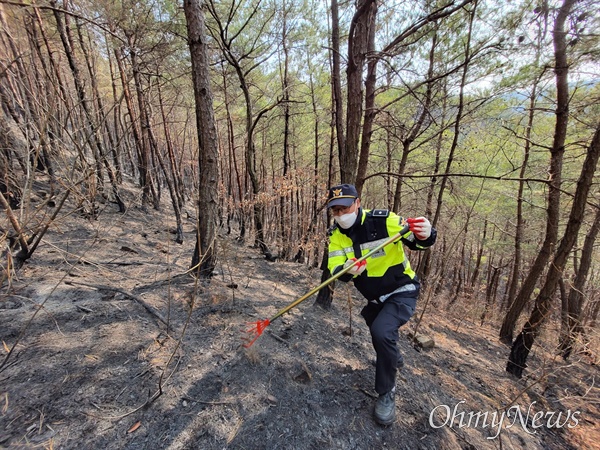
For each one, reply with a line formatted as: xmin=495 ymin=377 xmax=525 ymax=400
xmin=0 ymin=0 xmax=124 ymax=42
xmin=381 ymin=0 xmax=475 ymax=55
xmin=364 ymin=171 xmax=551 ymax=184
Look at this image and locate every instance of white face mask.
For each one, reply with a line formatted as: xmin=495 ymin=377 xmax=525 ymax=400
xmin=335 ymin=210 xmax=358 ymax=229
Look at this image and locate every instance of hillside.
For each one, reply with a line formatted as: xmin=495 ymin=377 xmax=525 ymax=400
xmin=0 ymin=186 xmax=598 ymax=450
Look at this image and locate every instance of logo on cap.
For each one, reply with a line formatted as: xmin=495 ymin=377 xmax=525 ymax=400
xmin=332 ymin=188 xmax=343 ymax=197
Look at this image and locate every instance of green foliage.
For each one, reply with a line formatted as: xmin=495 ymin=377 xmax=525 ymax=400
xmin=3 ymin=0 xmax=599 ymax=275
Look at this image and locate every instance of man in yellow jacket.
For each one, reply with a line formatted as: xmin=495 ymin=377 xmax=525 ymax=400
xmin=326 ymin=184 xmax=436 ymax=426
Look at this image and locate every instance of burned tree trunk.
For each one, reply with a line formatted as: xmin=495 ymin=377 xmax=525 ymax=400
xmin=499 ymin=0 xmax=573 ymax=345
xmin=559 ymin=203 xmax=600 ymax=359
xmin=507 ymin=119 xmax=600 ymax=378
xmin=184 ymin=0 xmax=220 ymax=277
xmin=342 ymin=0 xmax=374 ymax=185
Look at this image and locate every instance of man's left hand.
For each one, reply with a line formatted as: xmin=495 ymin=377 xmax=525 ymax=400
xmin=407 ymin=217 xmax=432 ymax=240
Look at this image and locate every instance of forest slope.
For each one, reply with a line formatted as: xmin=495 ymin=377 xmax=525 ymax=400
xmin=0 ymin=189 xmax=598 ymax=450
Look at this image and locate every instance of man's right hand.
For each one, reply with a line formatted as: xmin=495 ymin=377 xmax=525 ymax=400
xmin=407 ymin=217 xmax=432 ymax=240
xmin=344 ymin=258 xmax=366 ymax=276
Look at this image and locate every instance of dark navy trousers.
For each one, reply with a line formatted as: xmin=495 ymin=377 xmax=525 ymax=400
xmin=360 ymin=291 xmax=418 ymax=395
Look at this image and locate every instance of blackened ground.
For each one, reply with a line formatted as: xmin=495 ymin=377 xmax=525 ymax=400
xmin=0 ymin=187 xmax=598 ymax=449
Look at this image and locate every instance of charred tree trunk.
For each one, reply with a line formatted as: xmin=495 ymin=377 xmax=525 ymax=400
xmin=559 ymin=202 xmax=600 ymax=359
xmin=470 ymin=219 xmax=487 ymax=288
xmin=507 ymin=118 xmax=600 ymax=378
xmin=51 ymin=0 xmax=106 ymax=192
xmin=330 ymin=0 xmax=345 ymax=180
xmin=315 ymin=0 xmax=346 ymax=308
xmin=425 ymin=80 xmax=447 ymax=219
xmin=500 ymin=0 xmax=573 ymax=345
xmin=342 ymin=0 xmax=374 ymax=185
xmin=184 ymin=0 xmax=220 ymax=277
xmin=481 ymin=262 xmax=502 ymax=326
xmin=432 ymin=3 xmax=475 ymax=228
xmin=75 ymin=18 xmax=125 ymax=213
xmin=129 ymin=43 xmax=159 ymax=210
xmin=114 ymin=45 xmax=144 ymax=185
xmin=206 ymin=0 xmax=274 ymax=260
xmin=105 ymin=32 xmax=123 ymax=183
xmin=391 ymin=30 xmax=437 ymax=212
xmin=279 ymin=6 xmax=292 ymax=260
xmin=147 ymin=90 xmax=184 ymax=244
xmin=220 ymin=63 xmax=243 ymax=237
xmin=296 ymin=48 xmax=322 ymax=264
xmin=504 ymin=83 xmax=536 ymax=314
xmin=157 ymin=81 xmax=185 ymax=209
xmin=354 ymin=0 xmax=377 ymax=196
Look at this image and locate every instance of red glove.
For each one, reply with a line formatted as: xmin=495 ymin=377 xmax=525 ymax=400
xmin=407 ymin=217 xmax=432 ymax=240
xmin=344 ymin=258 xmax=366 ymax=276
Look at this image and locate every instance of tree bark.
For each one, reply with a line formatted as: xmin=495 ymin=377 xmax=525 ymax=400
xmin=500 ymin=0 xmax=574 ymax=345
xmin=330 ymin=0 xmax=345 ymax=181
xmin=114 ymin=45 xmax=144 ymax=184
xmin=75 ymin=18 xmax=125 ymax=213
xmin=354 ymin=0 xmax=377 ymax=196
xmin=129 ymin=42 xmax=158 ymax=210
xmin=342 ymin=0 xmax=374 ymax=185
xmin=279 ymin=2 xmax=292 ymax=259
xmin=51 ymin=0 xmax=106 ymax=193
xmin=559 ymin=200 xmax=600 ymax=359
xmin=206 ymin=0 xmax=275 ymax=259
xmin=315 ymin=0 xmax=345 ymax=308
xmin=184 ymin=0 xmax=220 ymax=277
xmin=146 ymin=95 xmax=184 ymax=244
xmin=507 ymin=118 xmax=600 ymax=378
xmin=504 ymin=78 xmax=538 ymax=314
xmin=391 ymin=29 xmax=437 ymax=212
xmin=432 ymin=2 xmax=476 ymax=228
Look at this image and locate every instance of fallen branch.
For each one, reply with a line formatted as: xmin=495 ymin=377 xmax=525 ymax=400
xmin=86 ymin=387 xmax=162 ymax=421
xmin=356 ymin=386 xmax=377 ymax=399
xmin=0 ymin=190 xmax=30 ymax=256
xmin=181 ymin=396 xmax=235 ymax=406
xmin=84 ymin=355 xmax=183 ymax=421
xmin=65 ymin=281 xmax=168 ymax=326
xmin=91 ymin=261 xmax=147 ymax=266
xmin=266 ymin=330 xmax=289 ymax=346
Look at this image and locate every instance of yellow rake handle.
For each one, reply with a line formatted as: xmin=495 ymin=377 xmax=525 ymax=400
xmin=268 ymin=224 xmax=410 ymax=323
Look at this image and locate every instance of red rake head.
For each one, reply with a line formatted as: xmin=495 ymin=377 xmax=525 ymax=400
xmin=242 ymin=319 xmax=270 ymax=348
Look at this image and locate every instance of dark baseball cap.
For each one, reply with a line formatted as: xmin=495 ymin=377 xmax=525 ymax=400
xmin=327 ymin=184 xmax=358 ymax=208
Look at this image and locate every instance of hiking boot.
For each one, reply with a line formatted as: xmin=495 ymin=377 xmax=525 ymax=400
xmin=374 ymin=388 xmax=396 ymax=426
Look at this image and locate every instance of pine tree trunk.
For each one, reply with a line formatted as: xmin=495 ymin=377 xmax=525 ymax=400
xmin=279 ymin=6 xmax=292 ymax=260
xmin=355 ymin=0 xmax=377 ymax=196
xmin=52 ymin=1 xmax=106 ymax=193
xmin=114 ymin=46 xmax=144 ymax=185
xmin=559 ymin=203 xmax=600 ymax=359
xmin=184 ymin=0 xmax=220 ymax=277
xmin=330 ymin=0 xmax=345 ymax=177
xmin=507 ymin=117 xmax=600 ymax=378
xmin=432 ymin=3 xmax=476 ymax=227
xmin=391 ymin=30 xmax=437 ymax=212
xmin=343 ymin=0 xmax=374 ymax=184
xmin=130 ymin=45 xmax=158 ymax=210
xmin=500 ymin=0 xmax=574 ymax=345
xmin=315 ymin=0 xmax=346 ymax=308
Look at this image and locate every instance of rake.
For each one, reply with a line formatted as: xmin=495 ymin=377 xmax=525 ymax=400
xmin=242 ymin=224 xmax=410 ymax=348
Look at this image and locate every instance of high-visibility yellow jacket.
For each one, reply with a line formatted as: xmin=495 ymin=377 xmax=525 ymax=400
xmin=327 ymin=208 xmax=436 ymax=301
